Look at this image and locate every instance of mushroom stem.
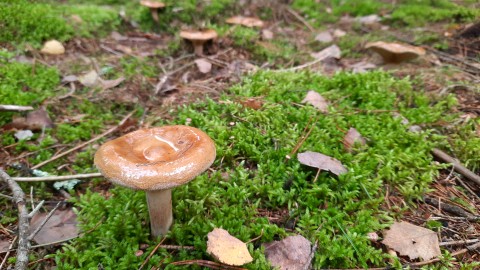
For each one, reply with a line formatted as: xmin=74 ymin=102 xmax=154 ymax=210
xmin=192 ymin=41 xmax=205 ymax=56
xmin=150 ymin=8 xmax=159 ymax=22
xmin=146 ymin=189 xmax=173 ymax=237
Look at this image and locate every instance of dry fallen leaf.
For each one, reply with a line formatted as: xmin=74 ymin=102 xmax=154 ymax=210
xmin=206 ymin=228 xmax=253 ymax=266
xmin=298 ymin=151 xmax=348 ymax=176
xmin=0 ymin=240 xmax=10 ymax=253
xmin=350 ymin=61 xmax=376 ymax=73
xmin=264 ymin=235 xmax=312 ymax=270
xmin=343 ymin=128 xmax=366 ymax=152
xmin=100 ymin=77 xmax=125 ymax=90
xmin=5 ymin=107 xmax=54 ymax=131
xmin=382 ymin=221 xmax=441 ymax=261
xmin=315 ymin=31 xmax=333 ymax=43
xmin=78 ymin=70 xmax=99 ymax=87
xmin=29 ymin=209 xmax=79 ymax=245
xmin=240 ymin=98 xmax=263 ymax=110
xmin=194 ymin=58 xmax=212 ymax=74
xmin=310 ymin=44 xmax=341 ymax=60
xmin=302 ymin=90 xmax=328 ymax=113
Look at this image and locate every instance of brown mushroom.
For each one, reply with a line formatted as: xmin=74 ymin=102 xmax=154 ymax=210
xmin=365 ymin=41 xmax=426 ymax=63
xmin=140 ymin=0 xmax=165 ymax=22
xmin=226 ymin=16 xmax=264 ymax=28
xmin=179 ymin=29 xmax=218 ymax=56
xmin=94 ymin=125 xmax=216 ymax=237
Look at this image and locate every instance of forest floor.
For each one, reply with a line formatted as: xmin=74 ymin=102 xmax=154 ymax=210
xmin=1 ymin=0 xmax=480 ymax=269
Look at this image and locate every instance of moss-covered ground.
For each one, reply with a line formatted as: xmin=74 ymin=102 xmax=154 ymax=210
xmin=1 ymin=0 xmax=480 ymax=269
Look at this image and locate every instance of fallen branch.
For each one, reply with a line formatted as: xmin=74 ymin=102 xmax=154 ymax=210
xmin=424 ymin=196 xmax=480 ymax=221
xmin=0 ymin=170 xmax=30 ymax=270
xmin=12 ymin=172 xmax=102 ymax=182
xmin=31 ymin=111 xmax=134 ymax=170
xmin=431 ymin=148 xmax=480 ymax=186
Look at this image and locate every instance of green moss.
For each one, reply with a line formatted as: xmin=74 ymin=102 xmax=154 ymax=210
xmin=0 ymin=61 xmax=60 ymax=125
xmin=389 ymin=0 xmax=479 ymax=26
xmin=53 ymin=71 xmax=470 ymax=268
xmin=0 ymin=0 xmax=73 ymax=46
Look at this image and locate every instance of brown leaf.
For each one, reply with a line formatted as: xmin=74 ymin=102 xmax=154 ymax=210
xmin=297 ymin=151 xmax=348 ymax=176
xmin=314 ymin=31 xmax=333 ymax=43
xmin=206 ymin=228 xmax=253 ymax=266
xmin=100 ymin=77 xmax=125 ymax=90
xmin=301 ymin=91 xmax=328 ymax=113
xmin=0 ymin=240 xmax=10 ymax=252
xmin=240 ymin=98 xmax=263 ymax=110
xmin=29 ymin=209 xmax=79 ymax=245
xmin=343 ymin=128 xmax=366 ymax=152
xmin=264 ymin=235 xmax=312 ymax=270
xmin=5 ymin=107 xmax=54 ymax=131
xmin=382 ymin=221 xmax=441 ymax=261
xmin=310 ymin=44 xmax=341 ymax=60
xmin=194 ymin=58 xmax=212 ymax=74
xmin=226 ymin=16 xmax=264 ymax=28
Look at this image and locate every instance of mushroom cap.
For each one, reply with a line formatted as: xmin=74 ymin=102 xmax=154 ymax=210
xmin=365 ymin=41 xmax=426 ymax=62
xmin=40 ymin=40 xmax=65 ymax=55
xmin=140 ymin=0 xmax=165 ymax=8
xmin=226 ymin=16 xmax=264 ymax=28
xmin=94 ymin=125 xmax=216 ymax=190
xmin=179 ymin=29 xmax=218 ymax=41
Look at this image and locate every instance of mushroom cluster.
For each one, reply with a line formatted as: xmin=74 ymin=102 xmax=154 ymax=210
xmin=94 ymin=125 xmax=216 ymax=237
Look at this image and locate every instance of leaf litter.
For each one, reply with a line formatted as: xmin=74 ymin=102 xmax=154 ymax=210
xmin=29 ymin=209 xmax=79 ymax=245
xmin=297 ymin=151 xmax=348 ymax=176
xmin=382 ymin=221 xmax=441 ymax=261
xmin=206 ymin=228 xmax=253 ymax=266
xmin=264 ymin=235 xmax=312 ymax=270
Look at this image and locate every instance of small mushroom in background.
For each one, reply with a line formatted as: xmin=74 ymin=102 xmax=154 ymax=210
xmin=40 ymin=40 xmax=65 ymax=55
xmin=179 ymin=29 xmax=218 ymax=56
xmin=365 ymin=41 xmax=425 ymax=63
xmin=94 ymin=125 xmax=216 ymax=237
xmin=226 ymin=16 xmax=265 ymax=28
xmin=140 ymin=0 xmax=165 ymax=22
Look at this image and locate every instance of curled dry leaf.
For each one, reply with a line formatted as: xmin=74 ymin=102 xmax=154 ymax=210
xmin=301 ymin=90 xmax=328 ymax=113
xmin=206 ymin=228 xmax=253 ymax=266
xmin=194 ymin=58 xmax=212 ymax=74
xmin=100 ymin=76 xmax=125 ymax=90
xmin=343 ymin=128 xmax=366 ymax=152
xmin=310 ymin=44 xmax=341 ymax=60
xmin=382 ymin=221 xmax=441 ymax=261
xmin=29 ymin=209 xmax=79 ymax=245
xmin=264 ymin=235 xmax=312 ymax=270
xmin=297 ymin=151 xmax=347 ymax=176
xmin=78 ymin=70 xmax=99 ymax=87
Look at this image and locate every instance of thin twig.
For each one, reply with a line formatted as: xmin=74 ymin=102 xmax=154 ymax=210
xmin=440 ymin=238 xmax=479 ymax=247
xmin=27 ymin=202 xmax=61 ymax=241
xmin=424 ymin=196 xmax=479 ymax=221
xmin=12 ymin=172 xmax=102 ymax=182
xmin=0 ymin=105 xmax=34 ymax=112
xmin=138 ymin=237 xmax=167 ymax=270
xmin=431 ymin=148 xmax=480 ymax=186
xmin=284 ymin=6 xmax=314 ymax=32
xmin=0 ymin=170 xmax=30 ymax=270
xmin=27 ymin=200 xmax=44 ymax=218
xmin=157 ymin=244 xmax=195 ymax=250
xmin=303 ymin=240 xmax=318 ymax=270
xmin=31 ymin=111 xmax=135 ymax=170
